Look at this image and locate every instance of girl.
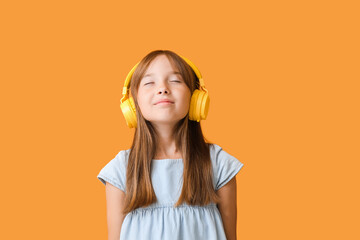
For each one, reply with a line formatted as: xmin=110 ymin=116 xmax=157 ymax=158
xmin=97 ymin=50 xmax=244 ymax=240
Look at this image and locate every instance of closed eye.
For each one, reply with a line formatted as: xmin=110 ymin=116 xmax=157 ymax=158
xmin=144 ymin=80 xmax=181 ymax=85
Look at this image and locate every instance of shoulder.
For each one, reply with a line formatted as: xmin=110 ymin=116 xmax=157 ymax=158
xmin=209 ymin=143 xmax=225 ymax=165
xmin=209 ymin=142 xmax=222 ymax=154
xmin=116 ymin=148 xmax=131 ymax=161
xmin=97 ymin=148 xmax=131 ymax=192
xmin=209 ymin=143 xmax=241 ymax=164
xmin=107 ymin=148 xmax=131 ymax=167
xmin=209 ymin=143 xmax=223 ymax=172
xmin=208 ymin=143 xmax=244 ymax=191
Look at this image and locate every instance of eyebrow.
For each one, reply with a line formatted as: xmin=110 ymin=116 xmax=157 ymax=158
xmin=143 ymin=71 xmax=181 ymax=78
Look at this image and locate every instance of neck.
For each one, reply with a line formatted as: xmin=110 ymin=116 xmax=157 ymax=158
xmin=152 ymin=124 xmax=181 ymax=159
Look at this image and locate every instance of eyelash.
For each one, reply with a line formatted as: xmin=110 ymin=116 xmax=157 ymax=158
xmin=144 ymin=80 xmax=181 ymax=85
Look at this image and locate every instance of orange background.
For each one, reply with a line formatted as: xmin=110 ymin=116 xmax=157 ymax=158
xmin=1 ymin=0 xmax=359 ymax=239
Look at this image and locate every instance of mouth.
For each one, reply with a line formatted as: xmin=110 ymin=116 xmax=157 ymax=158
xmin=155 ymin=100 xmax=174 ymax=105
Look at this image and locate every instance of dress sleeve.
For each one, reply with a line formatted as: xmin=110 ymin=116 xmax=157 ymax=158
xmin=97 ymin=150 xmax=127 ymax=192
xmin=213 ymin=144 xmax=244 ymax=191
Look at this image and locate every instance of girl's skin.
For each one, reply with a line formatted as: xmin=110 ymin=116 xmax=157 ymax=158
xmin=105 ymin=55 xmax=238 ymax=240
xmin=137 ymin=54 xmax=191 ymax=159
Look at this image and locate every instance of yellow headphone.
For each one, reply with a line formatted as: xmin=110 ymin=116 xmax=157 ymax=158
xmin=120 ymin=54 xmax=210 ymax=128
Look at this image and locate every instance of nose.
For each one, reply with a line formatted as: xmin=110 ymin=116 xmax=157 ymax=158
xmin=158 ymin=88 xmax=169 ymax=94
xmin=157 ymin=83 xmax=170 ymax=95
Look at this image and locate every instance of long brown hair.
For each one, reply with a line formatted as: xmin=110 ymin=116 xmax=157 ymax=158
xmin=123 ymin=50 xmax=220 ymax=214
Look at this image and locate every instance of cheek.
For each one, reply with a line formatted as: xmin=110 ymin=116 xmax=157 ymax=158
xmin=186 ymin=90 xmax=192 ymax=103
xmin=137 ymin=93 xmax=152 ymax=113
xmin=182 ymin=91 xmax=192 ymax=110
xmin=137 ymin=97 xmax=147 ymax=111
xmin=136 ymin=89 xmax=148 ymax=104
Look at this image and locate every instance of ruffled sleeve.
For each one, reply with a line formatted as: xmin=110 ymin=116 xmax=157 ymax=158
xmin=97 ymin=150 xmax=128 ymax=192
xmin=211 ymin=144 xmax=244 ymax=191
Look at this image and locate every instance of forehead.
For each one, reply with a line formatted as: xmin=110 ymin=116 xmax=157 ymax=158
xmin=141 ymin=58 xmax=182 ymax=81
xmin=143 ymin=55 xmax=180 ymax=76
xmin=143 ymin=71 xmax=182 ymax=79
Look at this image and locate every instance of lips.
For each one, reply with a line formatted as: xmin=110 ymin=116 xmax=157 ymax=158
xmin=155 ymin=99 xmax=174 ymax=105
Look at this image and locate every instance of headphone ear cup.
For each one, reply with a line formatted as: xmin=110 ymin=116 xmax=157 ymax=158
xmin=120 ymin=97 xmax=137 ymax=128
xmin=199 ymin=91 xmax=210 ymax=120
xmin=189 ymin=89 xmax=210 ymax=122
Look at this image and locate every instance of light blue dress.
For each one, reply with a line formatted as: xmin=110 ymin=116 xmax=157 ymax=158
xmin=97 ymin=143 xmax=244 ymax=240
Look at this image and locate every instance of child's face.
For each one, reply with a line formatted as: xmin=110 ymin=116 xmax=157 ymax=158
xmin=137 ymin=55 xmax=191 ymax=128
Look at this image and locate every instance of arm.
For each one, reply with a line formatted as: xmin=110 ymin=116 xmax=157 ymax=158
xmin=216 ymin=177 xmax=237 ymax=240
xmin=105 ymin=182 xmax=127 ymax=240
